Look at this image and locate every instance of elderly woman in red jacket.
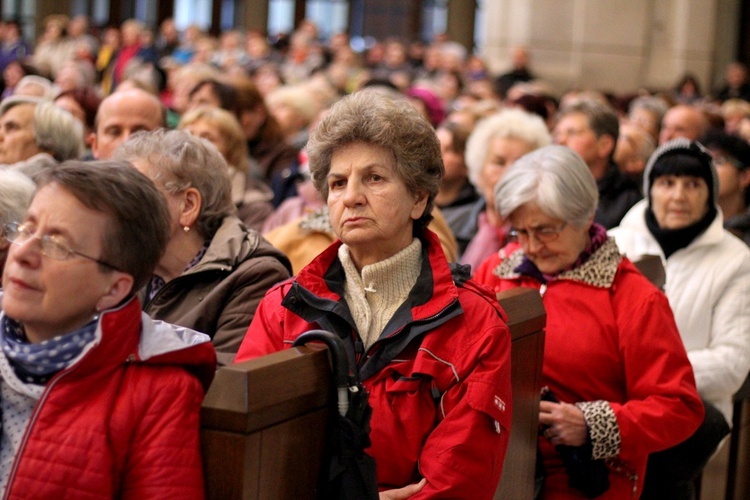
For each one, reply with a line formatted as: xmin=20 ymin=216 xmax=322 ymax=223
xmin=0 ymin=161 xmax=215 ymax=498
xmin=236 ymin=88 xmax=512 ymax=499
xmin=473 ymin=145 xmax=703 ymax=499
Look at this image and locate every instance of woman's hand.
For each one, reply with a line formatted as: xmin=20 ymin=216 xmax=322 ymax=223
xmin=379 ymin=478 xmax=427 ymax=500
xmin=539 ymin=400 xmax=588 ymax=446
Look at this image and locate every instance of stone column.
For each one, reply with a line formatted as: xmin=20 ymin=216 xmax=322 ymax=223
xmin=446 ymin=0 xmax=477 ymax=51
xmin=243 ymin=0 xmax=270 ymax=34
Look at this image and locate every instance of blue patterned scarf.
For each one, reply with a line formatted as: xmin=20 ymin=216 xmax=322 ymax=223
xmin=0 ymin=315 xmax=97 ymax=385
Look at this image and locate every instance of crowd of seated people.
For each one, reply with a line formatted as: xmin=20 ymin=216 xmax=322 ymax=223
xmin=0 ymin=13 xmax=748 ymax=498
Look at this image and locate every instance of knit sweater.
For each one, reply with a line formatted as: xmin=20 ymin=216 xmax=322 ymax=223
xmin=339 ymin=239 xmax=422 ymax=350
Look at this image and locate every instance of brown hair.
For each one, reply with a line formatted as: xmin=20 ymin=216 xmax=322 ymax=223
xmin=307 ymin=88 xmax=444 ymax=229
xmin=34 ymin=160 xmax=170 ymax=293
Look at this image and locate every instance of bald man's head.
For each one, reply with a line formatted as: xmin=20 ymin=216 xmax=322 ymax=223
xmin=91 ymin=88 xmax=165 ymax=159
xmin=658 ymin=104 xmax=708 ymax=145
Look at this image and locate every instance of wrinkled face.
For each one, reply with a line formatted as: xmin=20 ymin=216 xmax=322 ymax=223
xmin=508 ymin=202 xmax=590 ymax=275
xmin=2 ymin=184 xmax=122 ymax=342
xmin=0 ymin=104 xmax=42 ymax=164
xmin=327 ymin=141 xmax=427 ymax=269
xmin=650 ymin=175 xmax=710 ymax=229
xmin=479 ymin=135 xmax=534 ymax=204
xmin=92 ymin=91 xmax=163 ymax=160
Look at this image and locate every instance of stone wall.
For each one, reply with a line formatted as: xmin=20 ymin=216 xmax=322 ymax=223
xmin=479 ymin=0 xmax=738 ymax=96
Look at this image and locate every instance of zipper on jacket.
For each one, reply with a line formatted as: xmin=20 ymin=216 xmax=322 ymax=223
xmin=3 ymin=359 xmax=83 ymax=498
xmin=359 ymin=298 xmax=459 ymax=367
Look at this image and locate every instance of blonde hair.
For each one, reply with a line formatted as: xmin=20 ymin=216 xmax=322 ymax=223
xmin=179 ymin=106 xmax=250 ymax=173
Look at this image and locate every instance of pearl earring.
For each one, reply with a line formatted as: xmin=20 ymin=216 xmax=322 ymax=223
xmin=183 ymin=226 xmax=190 ymax=232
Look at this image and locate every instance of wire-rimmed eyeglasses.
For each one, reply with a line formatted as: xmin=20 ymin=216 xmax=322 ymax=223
xmin=3 ymin=222 xmax=120 ymax=271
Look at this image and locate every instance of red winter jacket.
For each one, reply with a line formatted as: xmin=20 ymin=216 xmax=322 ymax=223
xmin=474 ymin=239 xmax=703 ymax=499
xmin=236 ymin=230 xmax=512 ymax=499
xmin=2 ymin=297 xmax=217 ymax=499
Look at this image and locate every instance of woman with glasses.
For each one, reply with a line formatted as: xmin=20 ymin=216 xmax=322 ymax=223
xmin=473 ymin=145 xmax=703 ymax=499
xmin=0 ymin=161 xmax=216 ymax=497
xmin=460 ymin=107 xmax=551 ymax=269
xmin=610 ymin=138 xmax=750 ymax=499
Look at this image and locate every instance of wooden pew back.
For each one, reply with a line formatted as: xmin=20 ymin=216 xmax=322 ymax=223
xmin=494 ymin=287 xmax=546 ymax=500
xmin=201 ymin=347 xmax=332 ymax=499
xmin=201 ymin=288 xmax=546 ymax=499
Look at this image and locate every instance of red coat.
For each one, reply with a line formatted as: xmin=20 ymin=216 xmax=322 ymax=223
xmin=3 ymin=297 xmax=217 ymax=499
xmin=474 ymin=240 xmax=703 ymax=499
xmin=236 ymin=230 xmax=512 ymax=499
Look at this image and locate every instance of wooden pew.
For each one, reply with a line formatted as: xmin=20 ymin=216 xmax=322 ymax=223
xmin=201 ymin=347 xmax=332 ymax=499
xmin=201 ymin=288 xmax=546 ymax=499
xmin=494 ymin=287 xmax=547 ymax=500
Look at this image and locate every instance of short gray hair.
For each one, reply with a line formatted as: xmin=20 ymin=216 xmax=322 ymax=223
xmin=308 ymin=88 xmax=444 ymax=230
xmin=494 ymin=144 xmax=598 ymax=227
xmin=14 ymin=76 xmax=56 ymax=99
xmin=629 ymin=95 xmax=669 ymax=124
xmin=465 ymin=108 xmax=551 ymax=188
xmin=558 ymin=98 xmax=619 ymax=144
xmin=0 ymin=96 xmax=84 ymax=161
xmin=114 ymin=129 xmax=235 ymax=238
xmin=0 ymin=170 xmax=35 ymax=227
xmin=34 ymin=101 xmax=84 ymax=161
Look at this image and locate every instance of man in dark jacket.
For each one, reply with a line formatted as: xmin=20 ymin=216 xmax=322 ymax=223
xmin=554 ymin=98 xmax=642 ymax=228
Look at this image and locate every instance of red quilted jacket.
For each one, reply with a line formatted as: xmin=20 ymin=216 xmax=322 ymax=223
xmin=2 ymin=297 xmax=217 ymax=499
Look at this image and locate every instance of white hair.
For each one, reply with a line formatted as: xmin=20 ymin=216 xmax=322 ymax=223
xmin=465 ymin=108 xmax=551 ymax=188
xmin=0 ymin=170 xmax=35 ymax=227
xmin=0 ymin=97 xmax=84 ymax=161
xmin=494 ymin=144 xmax=598 ymax=227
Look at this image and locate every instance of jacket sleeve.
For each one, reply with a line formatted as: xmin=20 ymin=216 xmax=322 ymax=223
xmin=606 ymin=283 xmax=704 ymax=463
xmin=234 ymin=284 xmax=290 ymax=362
xmin=687 ymin=258 xmax=750 ymax=402
xmin=120 ymin=367 xmax=206 ymax=500
xmin=212 ymin=257 xmax=291 ymax=366
xmin=412 ymin=320 xmax=512 ymax=499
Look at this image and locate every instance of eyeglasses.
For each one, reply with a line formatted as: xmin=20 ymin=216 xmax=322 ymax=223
xmin=508 ymin=223 xmax=568 ymax=244
xmin=713 ymin=155 xmax=745 ymax=170
xmin=3 ymin=222 xmax=120 ymax=270
xmin=553 ymin=127 xmax=591 ymax=142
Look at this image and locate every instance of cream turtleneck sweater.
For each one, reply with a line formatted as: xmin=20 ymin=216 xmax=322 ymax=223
xmin=338 ymin=239 xmax=422 ymax=350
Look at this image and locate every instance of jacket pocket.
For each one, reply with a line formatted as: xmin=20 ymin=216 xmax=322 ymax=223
xmin=465 ymin=378 xmax=512 ymax=434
